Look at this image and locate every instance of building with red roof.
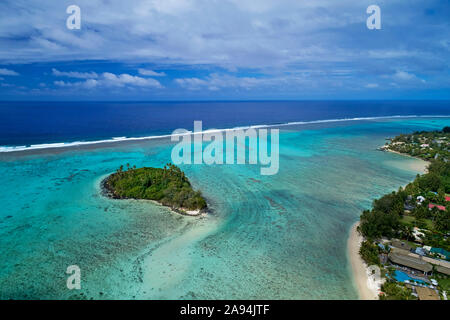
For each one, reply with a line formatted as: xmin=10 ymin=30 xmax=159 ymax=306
xmin=428 ymin=203 xmax=446 ymax=211
xmin=445 ymin=196 xmax=450 ymax=202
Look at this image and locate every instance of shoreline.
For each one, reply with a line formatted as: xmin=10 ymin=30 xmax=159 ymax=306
xmin=349 ymin=145 xmax=430 ymax=300
xmin=348 ymin=222 xmax=380 ymax=300
xmin=382 ymin=148 xmax=430 ymax=174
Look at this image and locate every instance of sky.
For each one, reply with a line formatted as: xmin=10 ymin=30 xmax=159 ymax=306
xmin=0 ymin=0 xmax=449 ymax=100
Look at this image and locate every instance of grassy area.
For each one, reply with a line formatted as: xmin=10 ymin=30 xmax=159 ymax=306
xmin=434 ymin=273 xmax=450 ymax=292
xmin=400 ymin=215 xmax=434 ymax=230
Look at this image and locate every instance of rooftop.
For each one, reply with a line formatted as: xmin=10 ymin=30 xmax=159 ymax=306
xmin=428 ymin=203 xmax=446 ymax=211
xmin=388 ymin=252 xmax=433 ymax=273
xmin=416 ymin=287 xmax=440 ymax=300
xmin=435 ymin=265 xmax=450 ymax=276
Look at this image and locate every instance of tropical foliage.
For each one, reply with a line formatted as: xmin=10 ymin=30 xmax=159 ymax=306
xmin=379 ymin=281 xmax=417 ymax=300
xmin=104 ymin=163 xmax=207 ymax=211
xmin=387 ymin=129 xmax=450 ymax=162
xmin=359 ymin=240 xmax=380 ymax=266
xmin=360 ymin=128 xmax=450 ymax=250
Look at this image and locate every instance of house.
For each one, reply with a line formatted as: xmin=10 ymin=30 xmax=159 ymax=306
xmin=420 ymin=144 xmax=430 ymax=148
xmin=416 ymin=196 xmax=425 ymax=204
xmin=412 ymin=227 xmax=425 ymax=243
xmin=415 ymin=247 xmax=426 ymax=256
xmin=430 ymin=248 xmax=450 ymax=260
xmin=428 ymin=203 xmax=446 ymax=211
xmin=445 ymin=196 xmax=450 ymax=202
xmin=416 ymin=287 xmax=440 ymax=300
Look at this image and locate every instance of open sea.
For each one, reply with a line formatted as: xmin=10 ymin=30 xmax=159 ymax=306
xmin=0 ymin=101 xmax=449 ymax=299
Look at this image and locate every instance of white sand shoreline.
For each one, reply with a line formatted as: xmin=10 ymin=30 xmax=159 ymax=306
xmin=348 ymin=146 xmax=429 ymax=300
xmin=383 ymin=148 xmax=429 ymax=174
xmin=348 ymin=222 xmax=380 ymax=300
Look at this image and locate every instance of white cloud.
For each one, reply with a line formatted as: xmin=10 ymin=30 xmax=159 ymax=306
xmin=52 ymin=68 xmax=98 ymax=79
xmin=365 ymin=83 xmax=379 ymax=88
xmin=0 ymin=68 xmax=19 ymax=76
xmin=102 ymin=73 xmax=162 ymax=87
xmin=138 ymin=69 xmax=166 ymax=77
xmin=175 ymin=77 xmax=209 ymax=90
xmin=175 ymin=73 xmax=300 ymax=91
xmin=393 ymin=71 xmax=415 ymax=81
xmin=54 ymin=72 xmax=162 ymax=89
xmin=392 ymin=71 xmax=426 ymax=83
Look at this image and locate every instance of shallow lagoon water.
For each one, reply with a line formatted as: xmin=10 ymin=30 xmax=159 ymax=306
xmin=0 ymin=117 xmax=448 ymax=299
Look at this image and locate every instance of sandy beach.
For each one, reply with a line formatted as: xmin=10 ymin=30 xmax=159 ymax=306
xmin=383 ymin=149 xmax=429 ymax=174
xmin=346 ymin=146 xmax=430 ymax=300
xmin=348 ymin=222 xmax=380 ymax=300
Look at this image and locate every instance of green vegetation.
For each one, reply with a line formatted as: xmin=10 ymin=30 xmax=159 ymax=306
xmin=435 ymin=273 xmax=450 ymax=292
xmin=387 ymin=129 xmax=450 ymax=161
xmin=359 ymin=191 xmax=405 ymax=240
xmin=400 ymin=215 xmax=434 ymax=230
xmin=360 ymin=128 xmax=450 ymax=250
xmin=104 ymin=163 xmax=207 ymax=212
xmin=379 ymin=281 xmax=417 ymax=300
xmin=358 ymin=127 xmax=450 ymax=300
xmin=359 ymin=240 xmax=380 ymax=266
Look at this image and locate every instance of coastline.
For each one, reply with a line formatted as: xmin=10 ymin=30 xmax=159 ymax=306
xmin=383 ymin=148 xmax=429 ymax=174
xmin=348 ymin=222 xmax=380 ymax=300
xmin=349 ymin=145 xmax=430 ymax=300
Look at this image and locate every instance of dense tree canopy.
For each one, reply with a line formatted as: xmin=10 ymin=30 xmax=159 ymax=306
xmin=104 ymin=163 xmax=207 ymax=211
xmin=360 ymin=130 xmax=450 ymax=240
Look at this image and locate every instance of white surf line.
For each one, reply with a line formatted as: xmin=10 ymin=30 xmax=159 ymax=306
xmin=1 ymin=114 xmax=449 ymax=153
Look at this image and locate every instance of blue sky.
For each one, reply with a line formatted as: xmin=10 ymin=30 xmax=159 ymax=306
xmin=0 ymin=0 xmax=449 ymax=100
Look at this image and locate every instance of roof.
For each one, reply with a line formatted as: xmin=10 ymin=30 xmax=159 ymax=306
xmin=388 ymin=252 xmax=433 ymax=273
xmin=436 ymin=265 xmax=450 ymax=276
xmin=416 ymin=287 xmax=440 ymax=300
xmin=422 ymin=256 xmax=450 ymax=269
xmin=446 ymin=196 xmax=450 ymax=202
xmin=415 ymin=248 xmax=426 ymax=256
xmin=430 ymin=247 xmax=450 ymax=259
xmin=428 ymin=203 xmax=446 ymax=211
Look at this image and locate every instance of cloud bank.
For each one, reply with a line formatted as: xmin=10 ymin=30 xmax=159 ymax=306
xmin=0 ymin=0 xmax=448 ymax=99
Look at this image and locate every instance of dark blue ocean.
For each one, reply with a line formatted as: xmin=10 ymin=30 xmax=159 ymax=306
xmin=0 ymin=100 xmax=449 ymax=147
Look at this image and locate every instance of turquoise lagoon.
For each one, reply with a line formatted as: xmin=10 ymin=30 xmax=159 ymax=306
xmin=0 ymin=117 xmax=449 ymax=299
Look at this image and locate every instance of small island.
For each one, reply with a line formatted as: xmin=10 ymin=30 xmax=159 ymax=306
xmin=102 ymin=163 xmax=207 ymax=216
